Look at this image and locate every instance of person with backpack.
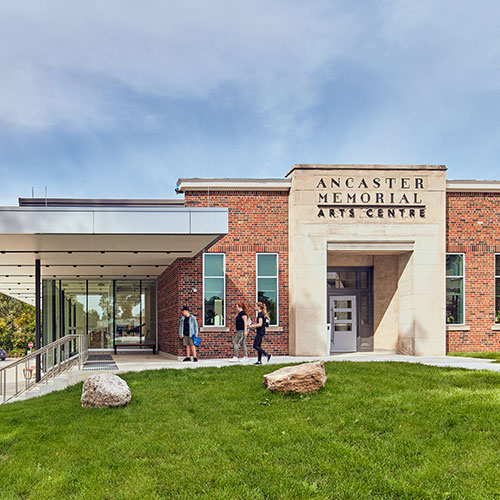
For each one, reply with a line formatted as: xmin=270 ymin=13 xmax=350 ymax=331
xmin=178 ymin=306 xmax=199 ymax=362
xmin=250 ymin=301 xmax=271 ymax=365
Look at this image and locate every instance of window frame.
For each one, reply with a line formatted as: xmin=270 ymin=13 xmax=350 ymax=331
xmin=256 ymin=253 xmax=279 ymax=327
xmin=495 ymin=254 xmax=500 ymax=324
xmin=446 ymin=252 xmax=465 ymax=325
xmin=202 ymin=253 xmax=226 ymax=327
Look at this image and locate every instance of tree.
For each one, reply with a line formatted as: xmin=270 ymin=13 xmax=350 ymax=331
xmin=0 ymin=293 xmax=36 ymax=357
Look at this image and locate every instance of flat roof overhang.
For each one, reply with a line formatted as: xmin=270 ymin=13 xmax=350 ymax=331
xmin=0 ymin=206 xmax=228 ymax=305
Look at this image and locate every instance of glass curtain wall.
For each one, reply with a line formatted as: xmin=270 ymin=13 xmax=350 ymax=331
xmin=61 ymin=280 xmax=86 ymax=356
xmin=115 ymin=280 xmax=140 ymax=346
xmin=42 ymin=279 xmax=157 ymax=349
xmin=114 ymin=280 xmax=157 ymax=346
xmin=87 ymin=281 xmax=112 ymax=349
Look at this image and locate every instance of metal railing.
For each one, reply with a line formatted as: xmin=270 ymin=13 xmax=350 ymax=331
xmin=0 ymin=334 xmax=88 ymax=404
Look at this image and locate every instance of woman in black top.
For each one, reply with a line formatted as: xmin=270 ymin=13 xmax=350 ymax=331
xmin=251 ymin=302 xmax=271 ymax=365
xmin=233 ymin=302 xmax=249 ymax=360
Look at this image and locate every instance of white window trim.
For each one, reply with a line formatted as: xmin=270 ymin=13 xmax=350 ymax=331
xmin=495 ymin=253 xmax=500 ymax=325
xmin=203 ymin=253 xmax=226 ymax=327
xmin=256 ymin=253 xmax=279 ymax=327
xmin=446 ymin=252 xmax=465 ymax=326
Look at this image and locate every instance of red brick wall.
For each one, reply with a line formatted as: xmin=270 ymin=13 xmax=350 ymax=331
xmin=157 ymin=190 xmax=289 ymax=359
xmin=157 ymin=257 xmax=201 ymax=357
xmin=446 ymin=191 xmax=500 ymax=351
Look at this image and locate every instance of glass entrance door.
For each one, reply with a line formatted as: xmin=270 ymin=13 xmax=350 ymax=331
xmin=329 ymin=295 xmax=357 ymax=352
xmin=114 ymin=280 xmax=156 ymax=348
xmin=114 ymin=280 xmax=141 ymax=346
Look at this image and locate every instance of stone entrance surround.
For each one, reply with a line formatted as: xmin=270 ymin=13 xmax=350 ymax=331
xmin=287 ymin=165 xmax=447 ymax=356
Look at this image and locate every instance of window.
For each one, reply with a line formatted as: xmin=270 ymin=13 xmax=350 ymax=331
xmin=446 ymin=254 xmax=464 ymax=325
xmin=257 ymin=253 xmax=278 ymax=326
xmin=496 ymin=255 xmax=500 ymax=324
xmin=327 ymin=271 xmax=356 ymax=289
xmin=203 ymin=253 xmax=225 ymax=326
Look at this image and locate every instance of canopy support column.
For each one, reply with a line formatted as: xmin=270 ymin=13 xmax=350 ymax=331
xmin=35 ymin=258 xmax=41 ymax=382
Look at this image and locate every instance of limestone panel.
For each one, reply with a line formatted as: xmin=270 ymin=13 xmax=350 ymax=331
xmin=373 ymin=255 xmax=399 ymax=351
xmin=327 ymin=254 xmax=374 ymax=267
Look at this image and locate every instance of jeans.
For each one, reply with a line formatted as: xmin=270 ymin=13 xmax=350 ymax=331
xmin=253 ymin=334 xmax=268 ymax=362
xmin=233 ymin=330 xmax=248 ymax=357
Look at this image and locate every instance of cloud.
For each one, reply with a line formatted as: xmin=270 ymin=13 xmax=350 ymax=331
xmin=1 ymin=0 xmax=500 ymax=205
xmin=0 ymin=1 xmax=357 ymax=135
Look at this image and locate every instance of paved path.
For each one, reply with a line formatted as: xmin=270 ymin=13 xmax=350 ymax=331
xmin=321 ymin=352 xmax=500 ymax=371
xmin=108 ymin=352 xmax=500 ymax=373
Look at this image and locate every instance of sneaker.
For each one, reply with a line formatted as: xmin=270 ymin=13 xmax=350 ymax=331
xmin=183 ymin=357 xmax=190 ymax=362
xmin=230 ymin=356 xmax=238 ymax=362
xmin=193 ymin=357 xmax=198 ymax=362
xmin=266 ymin=354 xmax=272 ymax=363
xmin=254 ymin=361 xmax=262 ymax=365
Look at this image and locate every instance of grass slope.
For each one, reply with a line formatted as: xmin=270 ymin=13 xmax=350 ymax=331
xmin=1 ymin=362 xmax=500 ymax=499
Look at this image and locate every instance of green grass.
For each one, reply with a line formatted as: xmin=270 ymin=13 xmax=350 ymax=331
xmin=2 ymin=362 xmax=500 ymax=499
xmin=448 ymin=351 xmax=500 ymax=360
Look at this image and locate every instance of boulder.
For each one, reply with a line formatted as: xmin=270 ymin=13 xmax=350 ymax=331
xmin=263 ymin=361 xmax=327 ymax=394
xmin=81 ymin=374 xmax=131 ymax=408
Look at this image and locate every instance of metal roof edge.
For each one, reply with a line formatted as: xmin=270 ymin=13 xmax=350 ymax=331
xmin=18 ymin=198 xmax=184 ymax=208
xmin=176 ymin=178 xmax=291 ymax=193
xmin=446 ymin=180 xmax=500 ymax=192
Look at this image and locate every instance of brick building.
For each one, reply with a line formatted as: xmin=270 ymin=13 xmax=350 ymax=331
xmin=446 ymin=181 xmax=500 ymax=352
xmin=158 ymin=182 xmax=289 ymax=358
xmin=0 ymin=165 xmax=499 ymax=358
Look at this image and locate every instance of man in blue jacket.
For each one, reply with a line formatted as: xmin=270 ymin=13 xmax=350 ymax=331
xmin=179 ymin=306 xmax=199 ymax=362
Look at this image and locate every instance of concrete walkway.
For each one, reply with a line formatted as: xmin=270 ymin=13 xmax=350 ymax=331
xmin=110 ymin=352 xmax=500 ymax=373
xmin=7 ymin=352 xmax=500 ymax=404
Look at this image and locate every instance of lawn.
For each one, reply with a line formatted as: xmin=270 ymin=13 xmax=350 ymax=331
xmin=2 ymin=362 xmax=500 ymax=500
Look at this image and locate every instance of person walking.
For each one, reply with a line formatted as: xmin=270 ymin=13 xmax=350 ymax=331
xmin=232 ymin=302 xmax=249 ymax=361
xmin=179 ymin=306 xmax=199 ymax=362
xmin=250 ymin=302 xmax=271 ymax=365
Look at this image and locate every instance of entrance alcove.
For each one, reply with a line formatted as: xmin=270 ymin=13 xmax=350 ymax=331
xmin=327 ymin=247 xmax=414 ymax=354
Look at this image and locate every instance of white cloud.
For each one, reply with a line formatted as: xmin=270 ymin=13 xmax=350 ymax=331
xmin=0 ymin=0 xmax=357 ymax=134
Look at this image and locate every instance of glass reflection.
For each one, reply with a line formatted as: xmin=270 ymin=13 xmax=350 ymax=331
xmin=496 ymin=277 xmax=500 ymax=325
xmin=87 ymin=280 xmax=112 ymax=349
xmin=142 ymin=280 xmax=157 ymax=345
xmin=327 ymin=271 xmax=356 ymax=289
xmin=446 ymin=277 xmax=464 ymax=324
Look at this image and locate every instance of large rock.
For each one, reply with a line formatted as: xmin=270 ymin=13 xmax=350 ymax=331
xmin=263 ymin=361 xmax=327 ymax=394
xmin=81 ymin=374 xmax=131 ymax=408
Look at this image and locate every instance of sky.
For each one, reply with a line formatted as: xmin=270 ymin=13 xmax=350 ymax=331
xmin=1 ymin=0 xmax=500 ymax=205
